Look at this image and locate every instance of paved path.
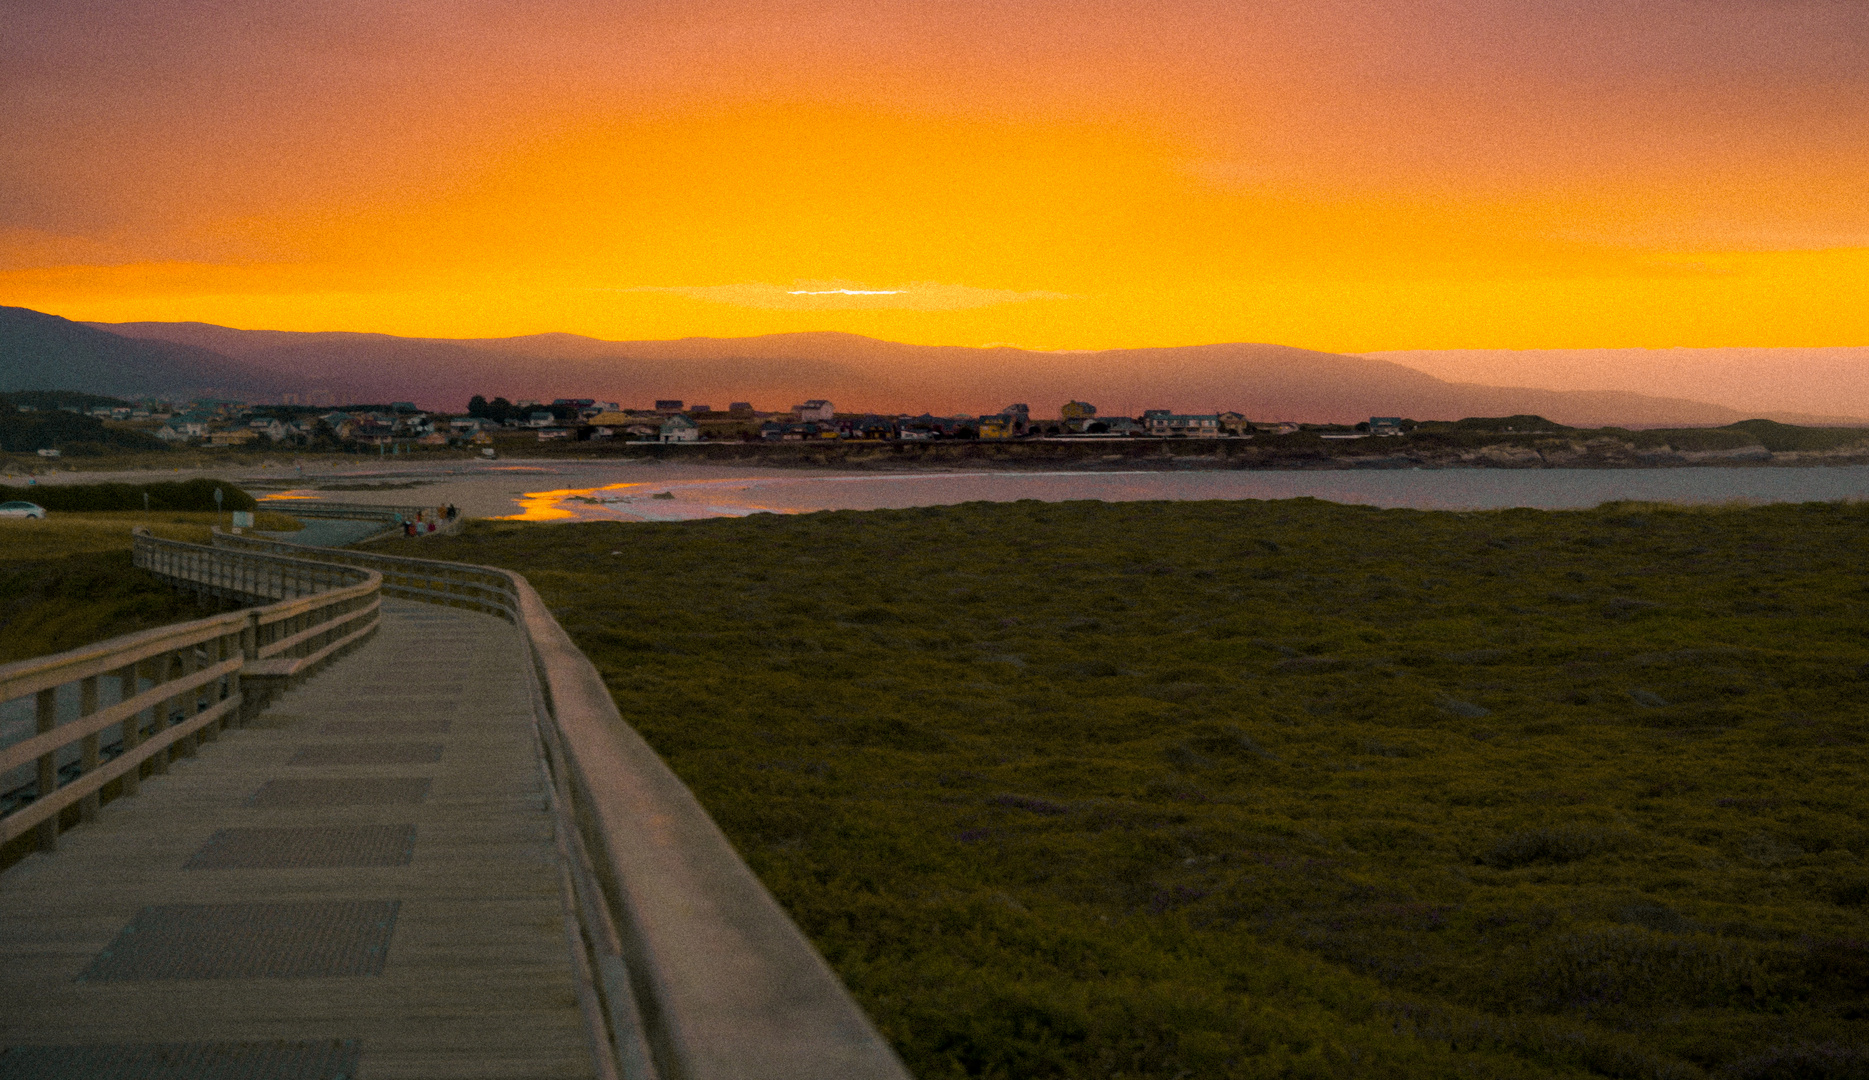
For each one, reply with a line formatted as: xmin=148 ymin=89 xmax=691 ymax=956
xmin=0 ymin=600 xmax=593 ymax=1080
xmin=259 ymin=518 xmax=389 ymax=548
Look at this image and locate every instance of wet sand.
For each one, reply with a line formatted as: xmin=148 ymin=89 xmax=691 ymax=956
xmin=20 ymin=457 xmax=1869 ymax=523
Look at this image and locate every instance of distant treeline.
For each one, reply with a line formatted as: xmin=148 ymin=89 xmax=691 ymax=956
xmin=0 ymin=478 xmax=258 ymax=513
xmin=1424 ymin=415 xmax=1869 ymax=452
xmin=2 ymin=390 xmax=131 ymax=412
xmin=0 ymin=394 xmax=162 ymax=455
xmin=468 ymin=395 xmax=581 ymax=423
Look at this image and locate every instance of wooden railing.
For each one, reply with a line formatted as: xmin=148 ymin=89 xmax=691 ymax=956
xmin=215 ymin=530 xmax=516 ymax=614
xmin=255 ymin=499 xmax=462 ymax=540
xmin=0 ymin=536 xmax=382 ymax=856
xmin=209 ymin=530 xmax=909 ymax=1080
xmin=256 ymin=499 xmax=424 ymax=523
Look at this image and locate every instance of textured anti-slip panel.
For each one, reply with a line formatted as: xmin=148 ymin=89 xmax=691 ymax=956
xmin=314 ymin=718 xmax=452 ymax=737
xmin=286 ymin=743 xmax=444 ymax=766
xmin=184 ymin=826 xmax=417 ymax=870
xmin=80 ymin=901 xmax=400 ymax=981
xmin=0 ymin=1040 xmax=359 ymax=1080
xmin=245 ymin=777 xmax=432 ymax=808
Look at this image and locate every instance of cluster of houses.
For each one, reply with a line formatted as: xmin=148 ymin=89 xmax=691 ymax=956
xmin=138 ymin=401 xmax=485 ymax=449
xmin=54 ymin=394 xmax=1413 ymax=451
xmin=566 ymin=400 xmax=1408 ymax=444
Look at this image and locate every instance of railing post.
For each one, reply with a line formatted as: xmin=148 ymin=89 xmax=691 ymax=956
xmin=179 ymin=647 xmax=202 ymax=754
xmin=149 ymin=655 xmax=172 ymax=775
xmin=117 ymin=662 xmax=141 ymax=796
xmin=34 ymin=688 xmax=58 ymax=852
xmin=78 ymin=676 xmax=100 ymax=822
xmin=224 ymin=628 xmax=244 ymax=728
xmin=193 ymin=645 xmax=217 ymax=745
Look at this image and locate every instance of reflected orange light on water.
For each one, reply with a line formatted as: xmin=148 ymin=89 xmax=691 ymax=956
xmin=495 ymin=480 xmax=802 ymax=522
xmin=496 ymin=486 xmax=625 ymax=522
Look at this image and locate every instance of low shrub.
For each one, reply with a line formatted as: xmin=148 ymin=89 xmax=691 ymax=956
xmin=413 ymin=497 xmax=1869 ymax=1078
xmin=1481 ymin=826 xmax=1627 ymax=869
xmin=0 ymin=478 xmax=257 ymax=513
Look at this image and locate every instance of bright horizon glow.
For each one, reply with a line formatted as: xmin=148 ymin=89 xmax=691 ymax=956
xmin=787 ymin=289 xmax=905 ymax=296
xmin=3 ymin=0 xmax=1867 ymax=359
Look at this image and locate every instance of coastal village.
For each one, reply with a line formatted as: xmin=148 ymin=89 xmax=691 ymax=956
xmin=33 ymin=392 xmax=1411 ymax=454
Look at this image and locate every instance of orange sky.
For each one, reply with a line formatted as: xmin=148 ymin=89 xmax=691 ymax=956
xmin=4 ymin=0 xmax=1867 ymax=352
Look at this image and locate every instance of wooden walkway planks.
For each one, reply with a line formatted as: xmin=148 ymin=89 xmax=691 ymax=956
xmin=0 ymin=600 xmax=595 ymax=1080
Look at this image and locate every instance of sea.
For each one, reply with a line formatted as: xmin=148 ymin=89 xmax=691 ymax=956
xmin=492 ymin=464 xmax=1869 ymax=523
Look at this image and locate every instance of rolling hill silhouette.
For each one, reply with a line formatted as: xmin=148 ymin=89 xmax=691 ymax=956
xmin=0 ymin=305 xmax=1851 ymax=426
xmin=0 ymin=306 xmax=275 ymax=400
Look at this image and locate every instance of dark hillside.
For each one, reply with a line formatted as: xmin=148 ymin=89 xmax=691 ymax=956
xmin=97 ymin=316 xmax=1767 ymax=426
xmin=1720 ymin=419 xmax=1869 ymax=453
xmin=0 ymin=306 xmax=267 ymax=399
xmin=0 ymin=396 xmax=163 ymax=455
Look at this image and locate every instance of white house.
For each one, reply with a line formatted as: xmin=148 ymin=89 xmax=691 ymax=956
xmin=659 ymin=415 xmax=699 ymax=443
xmin=792 ymin=400 xmax=834 ymax=422
xmin=1145 ymin=413 xmax=1222 ymax=437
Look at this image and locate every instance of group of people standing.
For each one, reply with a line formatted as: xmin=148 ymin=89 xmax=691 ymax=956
xmin=402 ymin=503 xmax=459 ymax=537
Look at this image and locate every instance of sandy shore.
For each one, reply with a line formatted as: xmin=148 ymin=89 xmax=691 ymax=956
xmin=14 ymin=457 xmax=1869 ymax=523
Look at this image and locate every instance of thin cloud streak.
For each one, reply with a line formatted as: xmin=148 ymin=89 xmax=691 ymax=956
xmin=615 ymin=282 xmax=1071 ymax=311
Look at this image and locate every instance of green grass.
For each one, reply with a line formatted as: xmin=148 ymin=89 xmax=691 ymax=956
xmin=0 ymin=477 xmax=260 ymax=512
xmin=414 ymin=499 xmax=1869 ymax=1079
xmin=0 ymin=549 xmax=211 ymax=665
xmin=0 ymin=510 xmax=300 ymax=664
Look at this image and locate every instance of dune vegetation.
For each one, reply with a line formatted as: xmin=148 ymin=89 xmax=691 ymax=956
xmin=0 ymin=508 xmax=300 ymax=664
xmin=413 ymin=499 xmax=1869 ymax=1079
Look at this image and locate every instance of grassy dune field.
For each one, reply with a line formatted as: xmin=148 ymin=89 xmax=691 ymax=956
xmin=415 ymin=500 xmax=1869 ymax=1079
xmin=0 ymin=510 xmax=300 ymax=664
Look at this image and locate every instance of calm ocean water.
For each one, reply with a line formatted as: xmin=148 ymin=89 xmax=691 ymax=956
xmin=506 ymin=465 xmax=1869 ymax=523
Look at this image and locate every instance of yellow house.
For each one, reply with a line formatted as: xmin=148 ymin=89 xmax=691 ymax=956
xmin=978 ymin=415 xmax=1017 ymax=439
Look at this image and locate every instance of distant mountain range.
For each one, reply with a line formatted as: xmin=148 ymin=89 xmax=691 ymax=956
xmin=0 ymin=305 xmax=268 ymax=400
xmin=1369 ymin=348 xmax=1869 ymax=424
xmin=1 ymin=303 xmax=1861 ymax=427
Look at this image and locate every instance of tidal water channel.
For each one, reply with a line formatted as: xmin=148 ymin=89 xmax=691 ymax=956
xmin=486 ymin=464 xmax=1869 ymax=523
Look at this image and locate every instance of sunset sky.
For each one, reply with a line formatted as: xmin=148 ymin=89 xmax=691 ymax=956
xmin=5 ymin=0 xmax=1866 ymax=352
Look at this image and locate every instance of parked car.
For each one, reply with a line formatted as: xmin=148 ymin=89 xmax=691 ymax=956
xmin=0 ymin=501 xmax=46 ymax=519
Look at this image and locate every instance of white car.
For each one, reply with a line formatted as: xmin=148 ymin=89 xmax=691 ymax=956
xmin=0 ymin=501 xmax=46 ymax=519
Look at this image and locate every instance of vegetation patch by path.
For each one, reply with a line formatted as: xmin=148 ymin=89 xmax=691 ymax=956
xmin=416 ymin=499 xmax=1869 ymax=1079
xmin=0 ymin=509 xmax=299 ymax=663
xmin=0 ymin=477 xmax=259 ymax=513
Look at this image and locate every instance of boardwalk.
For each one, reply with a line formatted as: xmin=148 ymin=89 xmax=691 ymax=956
xmin=0 ymin=599 xmax=593 ymax=1079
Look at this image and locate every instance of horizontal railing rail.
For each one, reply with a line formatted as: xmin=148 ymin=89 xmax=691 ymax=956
xmin=256 ymin=499 xmax=424 ymax=522
xmin=0 ymin=535 xmax=383 ymax=856
xmin=257 ymin=499 xmax=463 ymax=542
xmin=208 ymin=532 xmax=909 ymax=1080
xmin=214 ymin=530 xmax=517 ymax=616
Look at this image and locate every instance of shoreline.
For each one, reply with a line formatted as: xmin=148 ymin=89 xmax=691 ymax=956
xmin=13 ymin=432 xmax=1869 ymax=483
xmin=14 ymin=454 xmax=1869 ymax=523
